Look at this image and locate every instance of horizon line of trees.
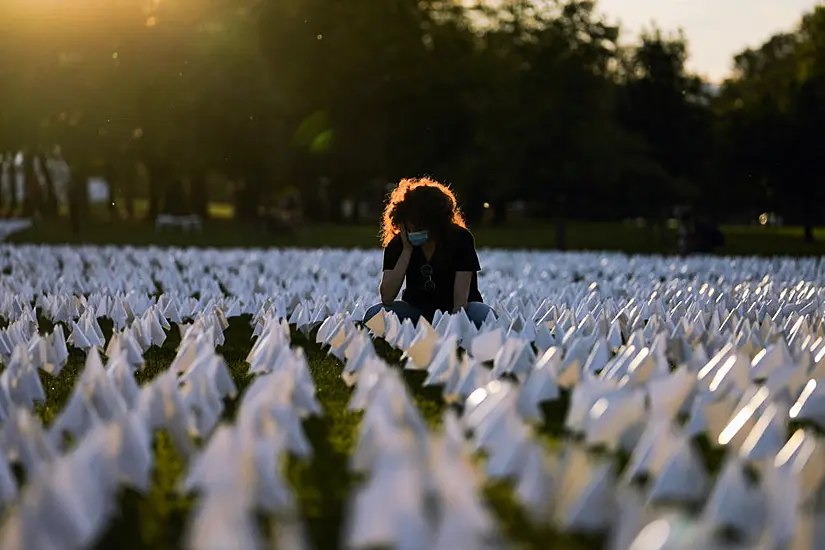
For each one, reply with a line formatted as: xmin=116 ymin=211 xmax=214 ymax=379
xmin=0 ymin=1 xmax=823 ymax=240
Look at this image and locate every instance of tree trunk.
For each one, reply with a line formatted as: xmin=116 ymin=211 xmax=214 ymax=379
xmin=804 ymin=222 xmax=815 ymax=243
xmin=146 ymin=159 xmax=172 ymax=220
xmin=327 ymin=184 xmax=344 ymax=224
xmin=653 ymin=210 xmax=668 ymax=248
xmin=22 ymin=156 xmax=38 ymax=217
xmin=124 ymin=162 xmax=137 ymax=219
xmin=105 ymin=161 xmax=117 ymax=221
xmin=802 ymin=200 xmax=816 ymax=243
xmin=9 ymin=162 xmax=19 ymax=214
xmin=492 ymin=196 xmax=507 ymax=226
xmin=39 ymin=155 xmax=59 ymax=218
xmin=69 ymin=186 xmax=81 ymax=235
xmin=0 ymin=158 xmax=7 ymax=215
xmin=233 ymin=177 xmax=262 ymax=223
xmin=67 ymin=158 xmax=90 ymax=222
xmin=556 ymin=217 xmax=567 ymax=251
xmin=149 ymin=175 xmax=160 ymax=220
xmin=658 ymin=220 xmax=669 ymax=247
xmin=164 ymin=176 xmax=187 ymax=215
xmin=68 ymin=164 xmax=89 ymax=236
xmin=462 ymin=186 xmax=485 ymax=225
xmin=191 ymin=170 xmax=209 ymax=220
xmin=555 ymin=195 xmax=567 ymax=250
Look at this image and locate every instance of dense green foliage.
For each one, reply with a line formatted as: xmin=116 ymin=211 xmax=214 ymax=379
xmin=1 ymin=1 xmax=824 ymax=236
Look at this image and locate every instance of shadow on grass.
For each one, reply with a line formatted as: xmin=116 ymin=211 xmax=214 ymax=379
xmin=95 ymin=432 xmax=193 ymax=550
xmin=287 ymin=329 xmax=364 ymax=549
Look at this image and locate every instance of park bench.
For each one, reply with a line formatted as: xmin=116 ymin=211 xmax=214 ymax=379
xmin=0 ymin=218 xmax=33 ymax=241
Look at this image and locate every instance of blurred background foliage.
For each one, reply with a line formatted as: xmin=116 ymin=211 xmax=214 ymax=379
xmin=1 ymin=0 xmax=824 ymax=241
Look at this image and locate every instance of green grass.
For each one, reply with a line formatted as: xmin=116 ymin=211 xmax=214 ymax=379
xmin=53 ymin=201 xmax=236 ymax=220
xmin=7 ymin=217 xmax=825 ymax=256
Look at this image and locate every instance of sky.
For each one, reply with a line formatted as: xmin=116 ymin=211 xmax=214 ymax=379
xmin=596 ymin=0 xmax=822 ymax=82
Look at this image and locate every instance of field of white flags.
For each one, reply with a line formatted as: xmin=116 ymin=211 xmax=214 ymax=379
xmin=1 ymin=244 xmax=825 ymax=550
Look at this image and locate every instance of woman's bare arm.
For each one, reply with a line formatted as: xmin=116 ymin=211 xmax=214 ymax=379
xmin=380 ymin=233 xmax=412 ymax=305
xmin=452 ymin=271 xmax=473 ymax=313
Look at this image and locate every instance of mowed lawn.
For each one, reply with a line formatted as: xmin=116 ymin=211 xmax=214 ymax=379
xmin=7 ymin=217 xmax=825 ymax=256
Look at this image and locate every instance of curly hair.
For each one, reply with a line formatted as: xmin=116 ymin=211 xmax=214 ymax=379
xmin=379 ymin=177 xmax=466 ymax=247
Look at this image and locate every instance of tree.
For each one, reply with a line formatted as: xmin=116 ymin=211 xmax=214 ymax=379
xmin=5 ymin=0 xmax=819 ymax=239
xmin=0 ymin=0 xmax=272 ymax=221
xmin=718 ymin=6 xmax=825 ymax=241
xmin=616 ymin=29 xmax=716 ymax=222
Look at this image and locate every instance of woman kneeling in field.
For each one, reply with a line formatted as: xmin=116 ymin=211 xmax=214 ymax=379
xmin=364 ymin=177 xmax=495 ymax=328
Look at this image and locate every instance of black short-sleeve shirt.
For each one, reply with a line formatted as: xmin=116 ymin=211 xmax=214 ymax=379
xmin=382 ymin=225 xmax=483 ymax=316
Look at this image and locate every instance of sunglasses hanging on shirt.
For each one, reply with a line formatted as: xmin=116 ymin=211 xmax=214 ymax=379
xmin=420 ymin=264 xmax=435 ymax=291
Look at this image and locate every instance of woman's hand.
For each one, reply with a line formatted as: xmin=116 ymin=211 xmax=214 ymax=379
xmin=400 ymin=230 xmax=413 ymax=251
xmin=380 ymin=231 xmax=414 ymax=305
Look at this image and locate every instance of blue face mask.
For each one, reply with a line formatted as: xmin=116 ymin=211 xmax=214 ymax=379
xmin=408 ymin=230 xmax=429 ymax=247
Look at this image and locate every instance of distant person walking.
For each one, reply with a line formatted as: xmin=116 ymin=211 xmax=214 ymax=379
xmin=68 ymin=179 xmax=82 ymax=235
xmin=364 ymin=177 xmax=496 ymax=328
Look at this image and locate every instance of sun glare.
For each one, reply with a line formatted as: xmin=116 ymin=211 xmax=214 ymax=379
xmin=4 ymin=0 xmax=163 ymax=35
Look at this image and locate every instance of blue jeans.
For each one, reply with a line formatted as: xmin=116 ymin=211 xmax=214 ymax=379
xmin=363 ymin=300 xmax=495 ymax=329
